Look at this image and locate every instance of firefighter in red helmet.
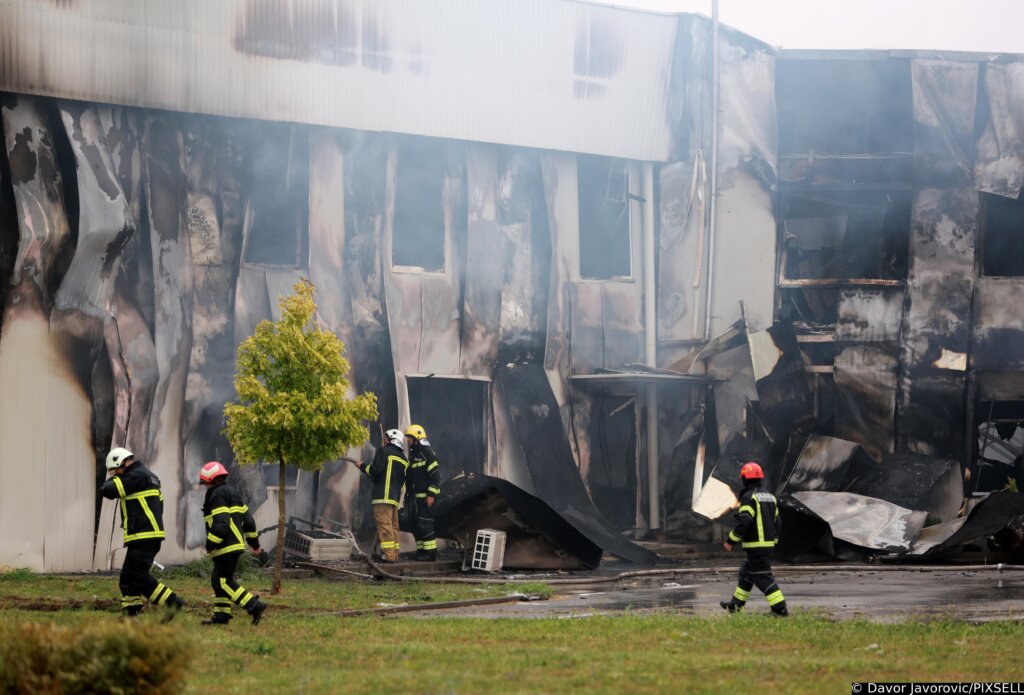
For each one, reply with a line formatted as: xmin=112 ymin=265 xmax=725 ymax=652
xmin=720 ymin=462 xmax=788 ymax=617
xmin=199 ymin=461 xmax=268 ymax=625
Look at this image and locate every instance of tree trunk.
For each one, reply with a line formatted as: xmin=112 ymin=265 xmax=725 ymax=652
xmin=273 ymin=454 xmax=287 ymax=595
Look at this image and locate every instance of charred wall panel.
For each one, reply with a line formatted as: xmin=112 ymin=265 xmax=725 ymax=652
xmin=833 ymin=289 xmax=902 ymax=461
xmin=972 ymin=277 xmax=1024 ymax=371
xmin=0 ymin=95 xmax=80 ymax=570
xmin=897 ymin=187 xmax=977 ymax=459
xmin=707 ymin=33 xmax=777 ymax=334
xmin=308 ymin=128 xmax=364 ymax=529
xmin=975 ymin=62 xmax=1024 ymax=198
xmin=461 ymin=144 xmax=502 ymax=375
xmin=142 ymin=115 xmax=193 ymax=563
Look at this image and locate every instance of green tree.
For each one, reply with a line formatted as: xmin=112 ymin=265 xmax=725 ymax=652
xmin=225 ymin=279 xmax=377 ymax=594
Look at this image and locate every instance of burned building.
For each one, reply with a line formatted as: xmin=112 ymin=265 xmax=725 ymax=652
xmin=0 ymin=0 xmax=1022 ymax=571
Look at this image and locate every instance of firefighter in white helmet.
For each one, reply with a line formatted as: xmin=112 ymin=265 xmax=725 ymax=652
xmin=354 ymin=429 xmax=409 ymax=562
xmin=100 ymin=447 xmax=184 ymax=620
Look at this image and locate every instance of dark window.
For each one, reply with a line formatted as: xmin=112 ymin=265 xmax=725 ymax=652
xmin=777 ymin=59 xmax=914 ymax=155
xmin=393 ymin=138 xmax=446 ymax=271
xmin=243 ymin=127 xmax=309 ymax=267
xmin=578 ymin=154 xmax=631 ymax=279
xmin=781 ymin=191 xmax=911 ymax=280
xmin=982 ymin=193 xmax=1024 ymax=277
xmin=262 ymin=463 xmax=300 ymax=489
xmin=406 ymin=377 xmax=487 ymax=477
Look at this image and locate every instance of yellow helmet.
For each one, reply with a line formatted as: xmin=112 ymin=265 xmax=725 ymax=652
xmin=405 ymin=424 xmax=427 ymax=440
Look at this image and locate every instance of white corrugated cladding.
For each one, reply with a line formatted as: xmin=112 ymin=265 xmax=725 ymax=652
xmin=0 ymin=0 xmax=680 ymax=161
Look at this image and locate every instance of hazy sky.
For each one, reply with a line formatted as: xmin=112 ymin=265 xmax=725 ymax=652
xmin=600 ymin=0 xmax=1024 ymax=53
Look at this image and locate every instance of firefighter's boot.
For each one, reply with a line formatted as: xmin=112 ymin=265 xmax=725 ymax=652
xmin=771 ymin=601 xmax=789 ymax=617
xmin=202 ymin=614 xmax=231 ymax=626
xmin=161 ymin=594 xmax=185 ymax=624
xmin=248 ymin=599 xmax=268 ymax=626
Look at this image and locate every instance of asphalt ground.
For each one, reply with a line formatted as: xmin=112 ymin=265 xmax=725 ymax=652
xmin=417 ymin=568 xmax=1024 ymax=622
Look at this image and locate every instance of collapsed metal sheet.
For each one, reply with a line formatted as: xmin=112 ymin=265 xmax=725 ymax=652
xmin=709 ymin=433 xmax=773 ymax=493
xmin=782 ymin=435 xmax=876 ymax=494
xmin=908 ymin=491 xmax=1024 ymax=557
xmin=791 ymin=491 xmax=927 ymax=554
xmin=846 ymin=451 xmax=963 ymax=524
xmin=975 ymin=62 xmax=1024 ymax=198
xmin=495 ymin=363 xmax=658 ymax=564
xmin=972 ymin=277 xmax=1024 ymax=371
xmin=776 ymin=496 xmax=834 ymax=560
xmin=694 ymin=433 xmax=771 ymax=523
xmin=747 ymin=322 xmax=813 ymax=440
xmin=432 ymin=473 xmax=602 ymax=570
xmin=911 ymin=60 xmax=978 ymax=189
xmin=897 ymin=186 xmax=977 ymax=460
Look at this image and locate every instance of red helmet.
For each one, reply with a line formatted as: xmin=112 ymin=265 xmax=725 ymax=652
xmin=740 ymin=462 xmax=764 ymax=480
xmin=199 ymin=461 xmax=229 ymax=484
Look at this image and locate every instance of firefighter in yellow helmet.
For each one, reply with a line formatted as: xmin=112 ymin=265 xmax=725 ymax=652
xmin=404 ymin=424 xmax=442 ymax=561
xmin=100 ymin=447 xmax=184 ymax=620
xmin=720 ymin=462 xmax=788 ymax=616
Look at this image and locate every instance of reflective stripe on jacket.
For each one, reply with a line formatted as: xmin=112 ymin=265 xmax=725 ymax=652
xmin=360 ymin=443 xmax=408 ymax=507
xmin=728 ymin=486 xmax=781 ymax=549
xmin=100 ymin=462 xmax=166 ymax=543
xmin=203 ymin=481 xmax=260 ymax=558
xmin=407 ymin=441 xmax=441 ymax=499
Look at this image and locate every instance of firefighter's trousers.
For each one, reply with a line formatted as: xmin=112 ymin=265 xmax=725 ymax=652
xmin=211 ymin=552 xmax=259 ymax=621
xmin=373 ymin=503 xmax=400 ymax=562
xmin=120 ymin=540 xmax=177 ymax=615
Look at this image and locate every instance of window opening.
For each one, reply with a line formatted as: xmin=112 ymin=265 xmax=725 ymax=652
xmin=393 ymin=137 xmax=446 ymax=271
xmin=578 ymin=154 xmax=631 ymax=280
xmin=243 ymin=126 xmax=309 ymax=268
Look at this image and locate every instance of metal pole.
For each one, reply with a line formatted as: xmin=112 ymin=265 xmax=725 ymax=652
xmin=643 ymin=163 xmax=660 ymax=531
xmin=702 ymin=0 xmax=720 ymax=340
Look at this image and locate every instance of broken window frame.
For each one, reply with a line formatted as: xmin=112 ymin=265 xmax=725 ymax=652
xmin=576 ymin=154 xmax=636 ymax=282
xmin=389 ymin=138 xmax=450 ymax=276
xmin=240 ymin=126 xmax=310 ymax=270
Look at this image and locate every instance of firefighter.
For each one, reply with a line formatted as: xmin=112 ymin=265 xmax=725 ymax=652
xmin=199 ymin=461 xmax=268 ymax=626
xmin=100 ymin=447 xmax=184 ymax=620
xmin=404 ymin=424 xmax=442 ymax=561
xmin=720 ymin=462 xmax=788 ymax=617
xmin=356 ymin=429 xmax=408 ymax=563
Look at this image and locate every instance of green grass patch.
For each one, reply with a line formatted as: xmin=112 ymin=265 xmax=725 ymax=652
xmin=2 ymin=574 xmax=1022 ymax=694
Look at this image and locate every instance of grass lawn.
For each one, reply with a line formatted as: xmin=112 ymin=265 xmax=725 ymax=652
xmin=2 ymin=569 xmax=1022 ymax=694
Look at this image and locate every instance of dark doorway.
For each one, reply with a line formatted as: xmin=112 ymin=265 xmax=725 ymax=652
xmin=406 ymin=377 xmax=488 ymax=478
xmin=587 ymin=396 xmax=637 ymax=531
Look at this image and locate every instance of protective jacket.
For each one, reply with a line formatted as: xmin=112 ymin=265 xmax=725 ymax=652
xmin=407 ymin=440 xmax=441 ymax=499
xmin=101 ymin=461 xmax=166 ymax=544
xmin=359 ymin=443 xmax=408 ymax=507
xmin=727 ymin=485 xmax=781 ymax=549
xmin=203 ymin=481 xmax=260 ymax=558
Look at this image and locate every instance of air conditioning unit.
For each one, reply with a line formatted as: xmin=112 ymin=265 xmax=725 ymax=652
xmin=466 ymin=529 xmax=506 ymax=572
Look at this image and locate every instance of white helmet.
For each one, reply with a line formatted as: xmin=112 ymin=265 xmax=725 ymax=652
xmin=385 ymin=429 xmax=404 ymax=448
xmin=105 ymin=447 xmax=134 ymax=470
